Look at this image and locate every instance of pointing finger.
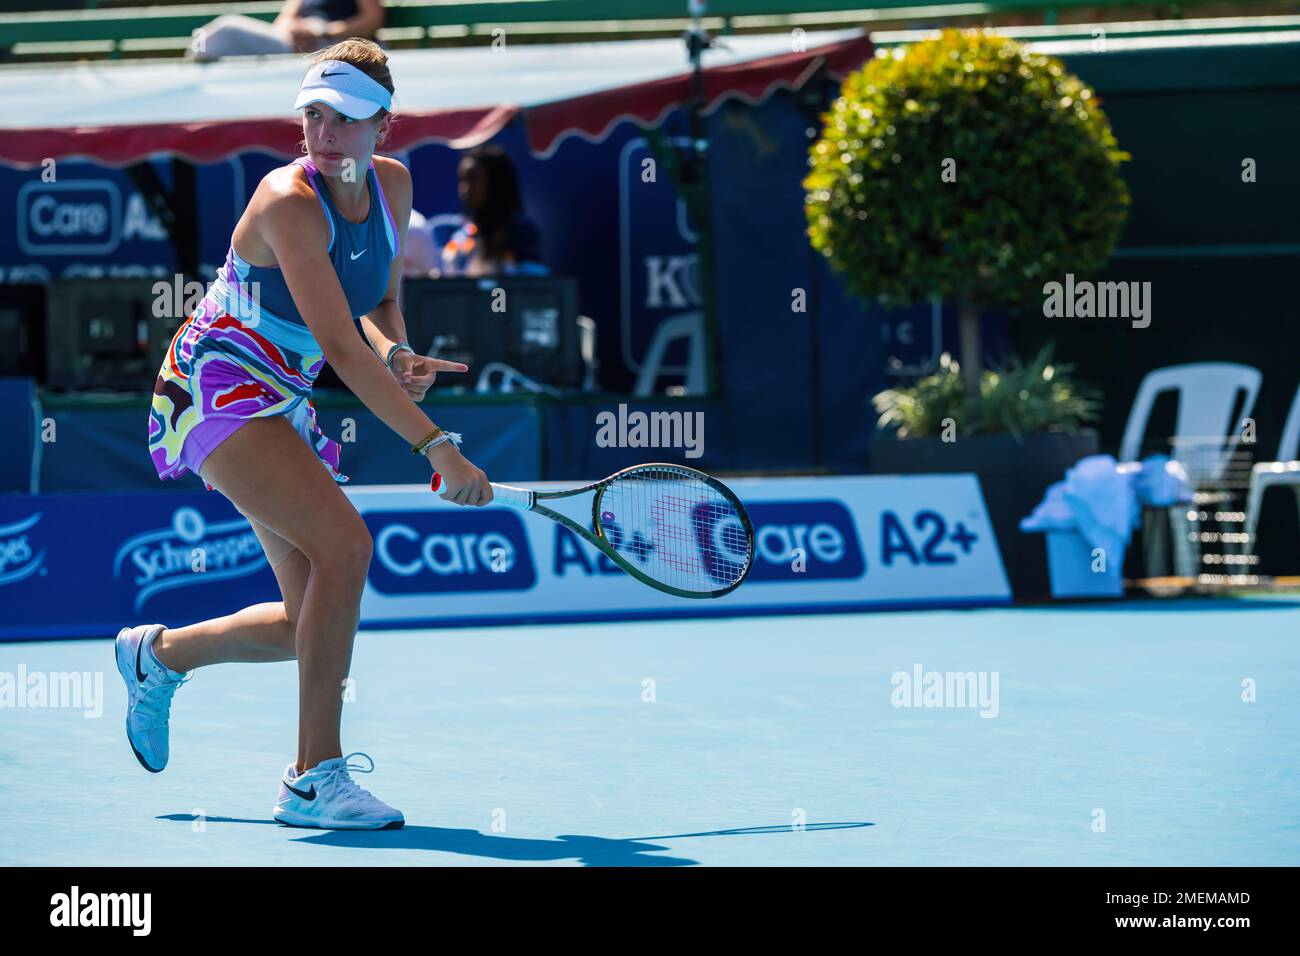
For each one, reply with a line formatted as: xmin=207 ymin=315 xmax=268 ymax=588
xmin=426 ymin=359 xmax=469 ymax=373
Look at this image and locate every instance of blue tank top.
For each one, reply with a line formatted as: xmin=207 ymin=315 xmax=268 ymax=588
xmin=209 ymin=157 xmax=398 ymax=352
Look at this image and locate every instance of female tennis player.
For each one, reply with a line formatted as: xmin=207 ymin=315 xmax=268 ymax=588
xmin=120 ymin=38 xmax=491 ymax=830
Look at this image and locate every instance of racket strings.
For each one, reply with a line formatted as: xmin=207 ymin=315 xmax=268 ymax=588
xmin=598 ymin=466 xmax=751 ymax=594
xmin=649 ymin=493 xmax=703 ymax=575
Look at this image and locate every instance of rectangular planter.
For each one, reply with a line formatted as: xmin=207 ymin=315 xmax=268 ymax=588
xmin=871 ymin=429 xmax=1100 ymax=601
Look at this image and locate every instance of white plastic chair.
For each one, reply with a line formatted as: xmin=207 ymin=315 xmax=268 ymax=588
xmin=1119 ymin=362 xmax=1262 ymax=484
xmin=633 ymin=312 xmax=707 ymax=397
xmin=1245 ymin=383 xmax=1300 ymax=542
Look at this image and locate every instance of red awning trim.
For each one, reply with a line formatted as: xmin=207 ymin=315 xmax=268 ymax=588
xmin=0 ymin=105 xmax=519 ymax=169
xmin=0 ymin=33 xmax=872 ymax=168
xmin=523 ymin=33 xmax=874 ymax=159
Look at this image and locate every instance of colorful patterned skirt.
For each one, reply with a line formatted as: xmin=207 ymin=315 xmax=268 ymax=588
xmin=148 ymin=285 xmax=348 ymax=492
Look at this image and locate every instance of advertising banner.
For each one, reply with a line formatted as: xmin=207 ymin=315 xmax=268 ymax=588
xmin=0 ymin=475 xmax=1009 ymax=641
xmin=0 ymin=492 xmax=275 ymax=640
xmin=351 ymin=475 xmax=1011 ymax=629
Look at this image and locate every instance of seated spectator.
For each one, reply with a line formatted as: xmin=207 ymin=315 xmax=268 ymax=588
xmin=402 ymin=209 xmax=439 ymax=278
xmin=189 ymin=0 xmax=385 ymax=62
xmin=435 ymin=144 xmax=548 ymax=278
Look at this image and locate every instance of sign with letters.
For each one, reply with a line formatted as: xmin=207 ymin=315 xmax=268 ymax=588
xmin=0 ymin=476 xmax=1009 ymax=641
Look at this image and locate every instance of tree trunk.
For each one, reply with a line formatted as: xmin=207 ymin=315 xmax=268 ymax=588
xmin=959 ymin=301 xmax=981 ymax=394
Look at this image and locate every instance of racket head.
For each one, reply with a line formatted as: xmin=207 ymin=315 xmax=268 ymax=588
xmin=589 ymin=463 xmax=755 ymax=598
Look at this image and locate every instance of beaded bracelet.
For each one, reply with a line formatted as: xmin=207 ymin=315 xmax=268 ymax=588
xmin=411 ymin=426 xmax=442 ymax=455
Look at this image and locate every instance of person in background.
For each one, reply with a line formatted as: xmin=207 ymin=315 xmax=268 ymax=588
xmin=401 ymin=209 xmax=439 ymax=279
xmin=435 ymin=144 xmax=548 ymax=278
xmin=398 ymin=208 xmax=439 ymax=317
xmin=190 ymin=0 xmax=385 ymax=62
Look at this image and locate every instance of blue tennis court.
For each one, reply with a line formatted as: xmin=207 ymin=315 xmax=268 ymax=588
xmin=3 ymin=597 xmax=1296 ymax=867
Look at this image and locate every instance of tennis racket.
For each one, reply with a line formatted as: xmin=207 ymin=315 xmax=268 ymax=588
xmin=430 ymin=462 xmax=755 ymax=598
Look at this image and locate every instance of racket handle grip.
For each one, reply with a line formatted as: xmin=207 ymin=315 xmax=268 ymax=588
xmin=429 ymin=473 xmax=535 ymax=510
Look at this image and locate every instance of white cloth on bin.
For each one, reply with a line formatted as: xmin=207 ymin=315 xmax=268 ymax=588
xmin=1019 ymin=454 xmax=1194 ymax=570
xmin=1132 ymin=455 xmax=1195 ymax=506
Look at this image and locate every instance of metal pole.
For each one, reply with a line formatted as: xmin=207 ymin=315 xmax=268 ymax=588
xmin=682 ymin=0 xmax=719 ymax=398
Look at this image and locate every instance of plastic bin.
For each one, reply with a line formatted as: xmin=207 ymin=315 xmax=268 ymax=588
xmin=1044 ymin=529 xmax=1123 ymax=598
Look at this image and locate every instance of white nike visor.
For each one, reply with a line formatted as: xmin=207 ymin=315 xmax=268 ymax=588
xmin=293 ymin=60 xmax=392 ymax=120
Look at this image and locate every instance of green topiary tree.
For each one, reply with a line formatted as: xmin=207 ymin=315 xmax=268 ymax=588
xmin=804 ymin=28 xmax=1130 ymax=392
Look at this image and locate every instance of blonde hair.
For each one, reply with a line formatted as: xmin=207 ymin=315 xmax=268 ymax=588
xmin=309 ymin=38 xmax=395 ymax=146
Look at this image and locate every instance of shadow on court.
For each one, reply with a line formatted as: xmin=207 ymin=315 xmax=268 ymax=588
xmin=160 ymin=816 xmax=872 ymax=866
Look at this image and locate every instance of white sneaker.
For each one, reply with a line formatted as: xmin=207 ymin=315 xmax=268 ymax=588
xmin=115 ymin=623 xmax=192 ymax=773
xmin=274 ymin=752 xmax=405 ymax=830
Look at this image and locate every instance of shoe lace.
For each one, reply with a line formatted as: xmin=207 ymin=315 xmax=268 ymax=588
xmin=136 ymin=671 xmax=193 ymax=727
xmin=320 ymin=752 xmax=377 ymax=803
